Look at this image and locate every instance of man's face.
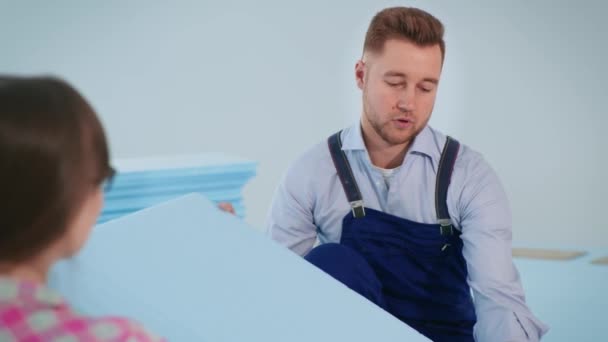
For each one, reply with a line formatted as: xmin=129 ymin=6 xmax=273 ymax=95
xmin=356 ymin=39 xmax=443 ymax=146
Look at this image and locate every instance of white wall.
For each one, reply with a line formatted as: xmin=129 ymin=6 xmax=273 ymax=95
xmin=1 ymin=0 xmax=606 ymax=246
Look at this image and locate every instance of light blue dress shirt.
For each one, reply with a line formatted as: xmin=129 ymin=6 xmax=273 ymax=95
xmin=267 ymin=123 xmax=549 ymax=342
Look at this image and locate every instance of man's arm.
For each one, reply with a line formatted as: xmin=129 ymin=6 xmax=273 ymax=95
xmin=266 ymin=162 xmax=318 ymax=256
xmin=457 ymin=156 xmax=549 ymax=342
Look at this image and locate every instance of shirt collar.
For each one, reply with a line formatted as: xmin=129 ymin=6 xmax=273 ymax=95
xmin=408 ymin=125 xmax=442 ymax=165
xmin=340 ymin=122 xmax=442 ymax=166
xmin=0 ymin=276 xmax=65 ymax=308
xmin=340 ymin=123 xmax=366 ymax=151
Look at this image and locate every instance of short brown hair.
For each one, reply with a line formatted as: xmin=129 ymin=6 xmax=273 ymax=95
xmin=363 ymin=7 xmax=445 ymax=60
xmin=0 ymin=75 xmax=113 ymax=263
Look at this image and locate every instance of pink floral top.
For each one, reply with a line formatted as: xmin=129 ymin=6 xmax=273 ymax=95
xmin=0 ymin=277 xmax=165 ymax=341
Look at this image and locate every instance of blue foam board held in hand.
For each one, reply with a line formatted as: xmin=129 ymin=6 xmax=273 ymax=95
xmin=49 ymin=193 xmax=429 ymax=341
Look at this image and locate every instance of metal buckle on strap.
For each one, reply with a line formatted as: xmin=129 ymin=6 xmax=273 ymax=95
xmin=438 ymin=219 xmax=453 ymax=236
xmin=350 ymin=200 xmax=365 ymax=218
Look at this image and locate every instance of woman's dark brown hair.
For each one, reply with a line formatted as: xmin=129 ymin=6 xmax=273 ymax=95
xmin=0 ymin=75 xmax=113 ymax=263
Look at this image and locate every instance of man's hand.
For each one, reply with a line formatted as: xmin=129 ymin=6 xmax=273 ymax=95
xmin=218 ymin=202 xmax=236 ymax=215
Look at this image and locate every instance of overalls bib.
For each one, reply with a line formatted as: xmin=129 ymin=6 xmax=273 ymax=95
xmin=305 ymin=131 xmax=476 ymax=341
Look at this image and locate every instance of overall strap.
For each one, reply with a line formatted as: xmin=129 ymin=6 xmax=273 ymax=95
xmin=435 ymin=136 xmax=460 ymax=236
xmin=328 ymin=131 xmax=365 ymax=218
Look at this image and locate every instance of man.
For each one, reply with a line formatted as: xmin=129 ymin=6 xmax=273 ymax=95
xmin=266 ymin=7 xmax=548 ymax=342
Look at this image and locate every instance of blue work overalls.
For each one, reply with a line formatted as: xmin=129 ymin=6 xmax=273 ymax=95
xmin=305 ymin=131 xmax=477 ymax=342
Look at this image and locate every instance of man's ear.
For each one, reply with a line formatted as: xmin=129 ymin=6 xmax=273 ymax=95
xmin=355 ymin=60 xmax=366 ymax=90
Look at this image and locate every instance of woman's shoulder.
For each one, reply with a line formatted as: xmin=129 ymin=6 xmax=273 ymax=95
xmin=76 ymin=315 xmax=166 ymax=341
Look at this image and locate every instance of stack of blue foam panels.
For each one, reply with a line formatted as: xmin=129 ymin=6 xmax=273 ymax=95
xmin=98 ymin=153 xmax=256 ymax=223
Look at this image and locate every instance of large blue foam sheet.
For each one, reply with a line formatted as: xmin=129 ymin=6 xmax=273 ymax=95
xmin=49 ymin=194 xmax=429 ymax=341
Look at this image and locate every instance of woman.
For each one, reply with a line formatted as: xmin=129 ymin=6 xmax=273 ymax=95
xmin=0 ymin=76 xmax=163 ymax=341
